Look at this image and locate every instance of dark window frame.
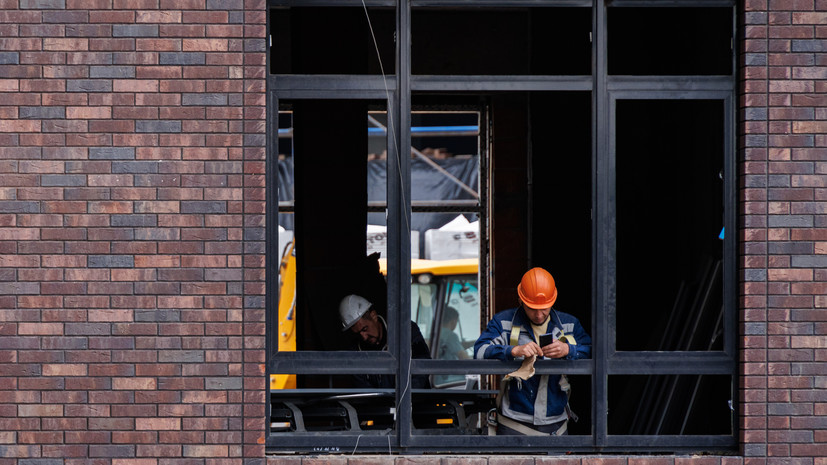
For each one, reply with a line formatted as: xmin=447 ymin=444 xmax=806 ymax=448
xmin=265 ymin=0 xmax=738 ymax=453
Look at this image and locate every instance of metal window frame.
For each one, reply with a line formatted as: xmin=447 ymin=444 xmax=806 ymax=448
xmin=265 ymin=0 xmax=738 ymax=453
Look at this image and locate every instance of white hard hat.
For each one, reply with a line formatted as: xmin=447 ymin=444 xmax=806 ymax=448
xmin=339 ymin=294 xmax=373 ymax=331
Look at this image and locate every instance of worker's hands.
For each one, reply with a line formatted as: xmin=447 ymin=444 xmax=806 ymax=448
xmin=511 ymin=342 xmax=542 ymax=358
xmin=511 ymin=340 xmax=570 ymax=358
xmin=541 ymin=340 xmax=570 ymax=359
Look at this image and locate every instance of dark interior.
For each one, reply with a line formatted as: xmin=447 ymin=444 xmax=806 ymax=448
xmin=270 ymin=7 xmax=395 ymax=75
xmin=412 ymin=8 xmax=591 ymax=75
xmin=290 ymin=99 xmax=388 ymax=354
xmin=273 ymin=7 xmax=730 ymax=436
xmin=270 ymin=7 xmax=592 ymax=76
xmin=529 ymin=91 xmax=593 ymax=335
xmin=271 ymin=6 xmax=734 ymax=76
xmin=609 ymin=375 xmax=733 ymax=435
xmin=615 ymin=100 xmax=725 ymax=352
xmin=608 ymin=7 xmax=733 ymax=76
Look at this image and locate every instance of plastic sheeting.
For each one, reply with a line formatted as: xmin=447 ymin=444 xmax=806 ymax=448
xmin=278 ymin=156 xmax=480 ymax=256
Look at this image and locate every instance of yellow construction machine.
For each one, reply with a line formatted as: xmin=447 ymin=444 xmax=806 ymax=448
xmin=269 ymin=245 xmax=480 ymax=390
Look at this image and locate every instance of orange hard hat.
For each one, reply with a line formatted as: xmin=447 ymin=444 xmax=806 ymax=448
xmin=517 ymin=267 xmax=558 ymax=309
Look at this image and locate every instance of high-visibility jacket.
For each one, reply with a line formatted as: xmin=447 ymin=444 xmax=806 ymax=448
xmin=474 ymin=306 xmax=591 ymax=425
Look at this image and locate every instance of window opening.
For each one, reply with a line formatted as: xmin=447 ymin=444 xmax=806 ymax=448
xmin=267 ymin=1 xmax=737 ymax=453
xmin=608 ymin=7 xmax=733 ymax=76
xmin=529 ymin=91 xmax=592 ymax=336
xmin=609 ymin=375 xmax=733 ymax=436
xmin=411 ymin=8 xmax=591 ymax=76
xmin=274 ymin=100 xmax=388 ymax=355
xmin=431 ymin=276 xmax=480 ymax=387
xmin=270 ymin=7 xmax=395 ymax=75
xmin=614 ymin=99 xmax=725 ymax=352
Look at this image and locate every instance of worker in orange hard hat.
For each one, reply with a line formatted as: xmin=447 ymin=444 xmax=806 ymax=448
xmin=474 ymin=267 xmax=591 ymax=436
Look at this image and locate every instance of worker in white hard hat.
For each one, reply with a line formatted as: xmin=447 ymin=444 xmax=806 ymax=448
xmin=339 ymin=294 xmax=432 ymax=389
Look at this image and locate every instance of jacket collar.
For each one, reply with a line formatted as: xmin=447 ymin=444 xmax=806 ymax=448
xmin=512 ymin=305 xmax=560 ymax=329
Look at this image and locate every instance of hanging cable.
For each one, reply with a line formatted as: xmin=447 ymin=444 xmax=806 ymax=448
xmin=361 ymin=0 xmax=412 ymax=452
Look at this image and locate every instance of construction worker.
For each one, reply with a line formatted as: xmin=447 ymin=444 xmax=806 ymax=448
xmin=474 ymin=267 xmax=591 ymax=435
xmin=339 ymin=294 xmax=431 ymax=389
xmin=434 ymin=306 xmax=471 ymax=386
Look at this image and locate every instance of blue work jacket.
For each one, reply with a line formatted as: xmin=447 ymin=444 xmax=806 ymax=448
xmin=474 ymin=306 xmax=591 ymax=425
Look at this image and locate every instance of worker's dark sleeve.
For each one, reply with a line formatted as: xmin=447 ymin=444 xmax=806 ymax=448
xmin=410 ymin=321 xmax=432 ymax=388
xmin=351 ymin=373 xmax=394 ymax=389
xmin=410 ymin=321 xmax=431 ymax=359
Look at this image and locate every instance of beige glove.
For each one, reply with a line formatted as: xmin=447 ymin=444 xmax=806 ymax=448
xmin=506 ymin=354 xmax=536 ymax=380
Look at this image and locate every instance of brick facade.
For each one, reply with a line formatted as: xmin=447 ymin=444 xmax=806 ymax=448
xmin=0 ymin=0 xmax=268 ymax=462
xmin=741 ymin=0 xmax=827 ymax=464
xmin=0 ymin=1 xmax=825 ymax=464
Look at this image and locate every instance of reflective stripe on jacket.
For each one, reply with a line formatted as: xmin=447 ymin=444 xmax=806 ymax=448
xmin=474 ymin=306 xmax=591 ymax=425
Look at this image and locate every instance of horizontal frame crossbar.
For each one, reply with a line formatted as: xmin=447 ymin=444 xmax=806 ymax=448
xmin=270 ymin=75 xmax=594 ymax=94
xmin=607 ymin=76 xmax=734 ymax=93
xmin=265 ymin=434 xmax=736 ymax=452
xmin=266 ymin=434 xmax=397 ymax=450
xmin=270 ymin=75 xmax=733 ymax=94
xmin=412 ymin=359 xmax=593 ymax=375
xmin=278 ymin=200 xmax=481 ymax=214
xmin=270 ymin=356 xmax=595 ymax=375
xmin=270 ymin=352 xmax=732 ymax=375
xmin=270 ymin=75 xmax=396 ymax=99
xmin=268 ymin=0 xmax=592 ymax=7
xmin=404 ymin=434 xmax=593 ymax=449
xmin=606 ymin=435 xmax=737 ymax=449
xmin=608 ymin=352 xmax=735 ymax=375
xmin=413 ymin=75 xmax=592 ymax=92
xmin=270 ymin=351 xmax=396 ymax=374
xmin=607 ymin=0 xmax=734 ymax=6
xmin=411 ymin=0 xmax=591 ymax=7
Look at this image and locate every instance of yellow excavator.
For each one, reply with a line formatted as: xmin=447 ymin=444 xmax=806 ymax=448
xmin=269 ymin=240 xmax=480 ymax=390
xmin=270 ymin=240 xmax=297 ymax=390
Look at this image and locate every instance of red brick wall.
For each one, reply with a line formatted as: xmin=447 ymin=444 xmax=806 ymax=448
xmin=1 ymin=0 xmax=826 ymax=464
xmin=0 ymin=0 xmax=267 ymax=462
xmin=741 ymin=0 xmax=827 ymax=464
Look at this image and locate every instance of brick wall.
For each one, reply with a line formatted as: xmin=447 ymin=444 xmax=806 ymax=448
xmin=741 ymin=0 xmax=827 ymax=464
xmin=0 ymin=0 xmax=267 ymax=462
xmin=1 ymin=0 xmax=826 ymax=464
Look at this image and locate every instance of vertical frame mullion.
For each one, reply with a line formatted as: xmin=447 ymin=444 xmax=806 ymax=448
xmin=724 ymin=5 xmax=739 ymax=434
xmin=480 ymin=102 xmax=491 ymax=336
xmin=724 ymin=5 xmax=738 ymax=362
xmin=724 ymin=93 xmax=737 ymax=360
xmin=593 ymin=0 xmax=610 ymax=448
xmin=394 ymin=0 xmax=414 ymax=447
xmin=265 ymin=88 xmax=278 ymax=443
xmin=724 ymin=91 xmax=738 ymax=443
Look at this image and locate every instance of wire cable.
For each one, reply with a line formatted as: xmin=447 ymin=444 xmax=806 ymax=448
xmin=360 ymin=1 xmax=413 ymax=451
